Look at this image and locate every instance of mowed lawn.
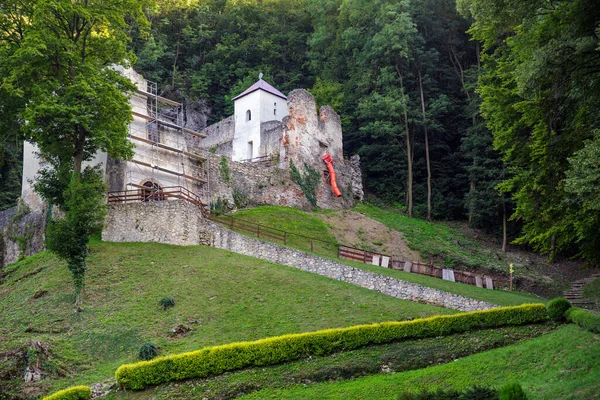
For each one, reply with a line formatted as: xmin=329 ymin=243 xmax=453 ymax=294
xmin=242 ymin=324 xmax=600 ymax=400
xmin=0 ymin=241 xmax=452 ymax=393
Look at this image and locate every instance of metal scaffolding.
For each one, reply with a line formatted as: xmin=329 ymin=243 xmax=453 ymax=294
xmin=124 ymin=76 xmax=210 ymax=209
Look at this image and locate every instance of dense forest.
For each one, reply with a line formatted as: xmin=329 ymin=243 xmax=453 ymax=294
xmin=1 ymin=0 xmax=599 ymax=264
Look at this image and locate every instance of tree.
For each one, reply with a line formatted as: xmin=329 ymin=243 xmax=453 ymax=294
xmin=0 ymin=0 xmax=150 ymax=304
xmin=459 ymin=0 xmax=600 ymax=263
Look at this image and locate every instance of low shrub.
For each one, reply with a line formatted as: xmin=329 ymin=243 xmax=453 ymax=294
xmin=139 ymin=342 xmax=159 ymax=361
xmin=499 ymin=382 xmax=527 ymax=399
xmin=397 ymin=386 xmax=497 ymax=400
xmin=42 ymin=385 xmax=91 ymax=400
xmin=115 ymin=304 xmax=547 ymax=390
xmin=546 ymin=297 xmax=571 ymax=321
xmin=159 ymin=296 xmax=175 ymax=311
xmin=461 ymin=386 xmax=498 ymax=400
xmin=566 ymin=307 xmax=600 ymax=333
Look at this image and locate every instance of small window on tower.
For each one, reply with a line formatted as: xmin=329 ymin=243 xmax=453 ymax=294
xmin=246 ymin=110 xmax=252 ymax=121
xmin=274 ymin=108 xmax=277 ymax=115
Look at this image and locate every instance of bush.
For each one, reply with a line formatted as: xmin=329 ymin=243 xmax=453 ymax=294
xmin=159 ymin=296 xmax=175 ymax=311
xmin=397 ymin=388 xmax=462 ymax=400
xmin=42 ymin=385 xmax=91 ymax=400
xmin=461 ymin=386 xmax=498 ymax=399
xmin=566 ymin=307 xmax=600 ymax=333
xmin=139 ymin=342 xmax=158 ymax=361
xmin=546 ymin=297 xmax=572 ymax=321
xmin=397 ymin=386 xmax=497 ymax=400
xmin=499 ymin=382 xmax=527 ymax=400
xmin=115 ymin=304 xmax=548 ymax=390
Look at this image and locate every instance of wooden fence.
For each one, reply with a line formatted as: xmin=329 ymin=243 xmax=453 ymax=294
xmin=209 ymin=215 xmax=287 ymax=243
xmin=209 ymin=214 xmax=507 ymax=290
xmin=107 ymin=186 xmax=209 ymax=217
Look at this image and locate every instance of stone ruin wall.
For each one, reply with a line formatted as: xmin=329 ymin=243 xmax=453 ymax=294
xmin=280 ymin=89 xmax=344 ymax=171
xmin=188 ymin=115 xmax=235 ymax=157
xmin=0 ymin=204 xmax=46 ymax=270
xmin=260 ymin=121 xmax=284 ymax=158
xmin=204 ymin=152 xmax=361 ymax=211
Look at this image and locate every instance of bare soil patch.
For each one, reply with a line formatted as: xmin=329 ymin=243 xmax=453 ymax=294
xmin=316 ymin=211 xmax=422 ymax=262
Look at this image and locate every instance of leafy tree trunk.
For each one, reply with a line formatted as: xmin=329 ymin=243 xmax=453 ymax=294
xmin=417 ymin=67 xmax=432 ymax=221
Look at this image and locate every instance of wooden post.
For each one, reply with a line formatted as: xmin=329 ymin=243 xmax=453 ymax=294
xmin=257 ymin=224 xmax=261 ymax=238
xmin=230 ymin=217 xmax=234 ymax=229
xmin=310 ymin=240 xmax=314 ymax=252
xmin=284 ymin=232 xmax=287 ymax=245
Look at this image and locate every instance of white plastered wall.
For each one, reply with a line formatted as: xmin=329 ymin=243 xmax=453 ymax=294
xmin=21 ymin=142 xmax=108 ymax=212
xmin=232 ymin=89 xmax=288 ymax=161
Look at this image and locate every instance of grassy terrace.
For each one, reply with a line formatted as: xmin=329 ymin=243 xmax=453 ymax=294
xmin=0 ymin=242 xmax=450 ymax=395
xmin=242 ymin=324 xmax=600 ymax=400
xmin=220 ymin=206 xmax=544 ymax=307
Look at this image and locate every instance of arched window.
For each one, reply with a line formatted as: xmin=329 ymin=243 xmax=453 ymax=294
xmin=140 ymin=180 xmax=164 ymax=202
xmin=246 ymin=109 xmax=252 ymax=121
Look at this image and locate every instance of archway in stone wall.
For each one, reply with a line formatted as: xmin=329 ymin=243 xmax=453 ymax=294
xmin=140 ymin=180 xmax=165 ymax=202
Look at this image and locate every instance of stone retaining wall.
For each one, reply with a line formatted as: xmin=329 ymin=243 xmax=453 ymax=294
xmin=101 ymin=201 xmax=498 ymax=311
xmin=207 ymin=220 xmax=498 ymax=312
xmin=102 ymin=201 xmax=212 ymax=246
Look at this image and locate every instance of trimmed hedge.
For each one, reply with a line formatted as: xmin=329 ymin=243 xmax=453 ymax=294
xmin=546 ymin=297 xmax=571 ymax=321
xmin=42 ymin=386 xmax=91 ymax=400
xmin=116 ymin=304 xmax=548 ymax=390
xmin=566 ymin=307 xmax=600 ymax=333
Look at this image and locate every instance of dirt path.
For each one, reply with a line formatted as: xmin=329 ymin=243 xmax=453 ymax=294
xmin=316 ymin=211 xmax=422 ymax=262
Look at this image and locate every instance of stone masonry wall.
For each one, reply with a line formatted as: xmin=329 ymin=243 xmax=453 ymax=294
xmin=102 ymin=200 xmax=212 ymax=246
xmin=206 ymin=153 xmax=357 ymax=211
xmin=0 ymin=205 xmax=46 ymax=270
xmin=190 ymin=116 xmax=235 ymax=157
xmin=207 ymin=220 xmax=498 ymax=312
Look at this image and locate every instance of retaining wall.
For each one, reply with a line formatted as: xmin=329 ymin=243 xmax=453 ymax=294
xmin=102 ymin=201 xmax=212 ymax=246
xmin=101 ymin=201 xmax=499 ymax=311
xmin=207 ymin=220 xmax=498 ymax=312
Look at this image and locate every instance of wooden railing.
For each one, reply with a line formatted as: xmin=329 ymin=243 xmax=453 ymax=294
xmin=208 ymin=214 xmax=507 ymax=290
xmin=239 ymin=155 xmax=278 ymax=166
xmin=107 ymin=186 xmax=209 ymax=217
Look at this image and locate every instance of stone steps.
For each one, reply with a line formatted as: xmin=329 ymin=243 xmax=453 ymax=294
xmin=562 ymin=272 xmax=600 ymax=309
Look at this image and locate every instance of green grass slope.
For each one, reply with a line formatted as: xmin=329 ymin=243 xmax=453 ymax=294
xmin=229 ymin=205 xmax=340 ymax=257
xmin=0 ymin=242 xmax=451 ymax=395
xmin=354 ymin=202 xmax=504 ymax=269
xmin=243 ymin=324 xmax=600 ymax=400
xmin=111 ymin=323 xmax=557 ymax=399
xmin=583 ymin=277 xmax=600 ymax=303
xmin=221 ymin=206 xmax=542 ymax=306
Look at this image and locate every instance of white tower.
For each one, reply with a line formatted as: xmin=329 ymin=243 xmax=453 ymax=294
xmin=231 ymin=76 xmax=288 ymax=161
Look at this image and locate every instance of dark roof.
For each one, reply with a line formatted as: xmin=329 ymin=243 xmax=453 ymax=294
xmin=232 ymin=79 xmax=287 ymax=101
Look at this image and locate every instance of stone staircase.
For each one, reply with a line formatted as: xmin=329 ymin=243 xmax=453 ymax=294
xmin=563 ymin=272 xmax=600 ymax=307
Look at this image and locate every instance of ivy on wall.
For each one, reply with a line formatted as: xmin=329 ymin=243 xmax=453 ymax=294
xmin=289 ymin=161 xmax=321 ymax=209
